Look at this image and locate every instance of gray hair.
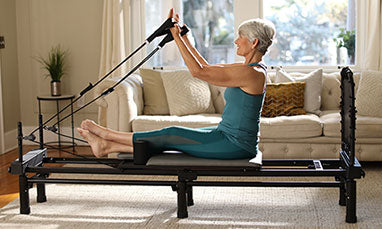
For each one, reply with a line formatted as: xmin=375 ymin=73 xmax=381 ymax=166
xmin=238 ymin=18 xmax=276 ymax=55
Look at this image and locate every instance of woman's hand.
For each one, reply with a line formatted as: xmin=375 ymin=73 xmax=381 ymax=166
xmin=168 ymin=8 xmax=181 ymax=38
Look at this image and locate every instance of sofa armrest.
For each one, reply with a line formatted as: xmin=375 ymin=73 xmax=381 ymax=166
xmin=96 ymin=73 xmax=143 ymax=132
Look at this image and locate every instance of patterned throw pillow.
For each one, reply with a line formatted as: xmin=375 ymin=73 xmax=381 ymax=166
xmin=261 ymin=82 xmax=306 ymax=117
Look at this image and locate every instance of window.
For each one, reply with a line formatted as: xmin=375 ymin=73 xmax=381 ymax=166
xmin=263 ymin=0 xmax=356 ymax=66
xmin=145 ymin=0 xmax=234 ymax=66
xmin=144 ymin=0 xmax=356 ymax=67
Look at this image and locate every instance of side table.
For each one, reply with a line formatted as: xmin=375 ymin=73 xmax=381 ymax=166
xmin=37 ymin=94 xmax=76 ymax=151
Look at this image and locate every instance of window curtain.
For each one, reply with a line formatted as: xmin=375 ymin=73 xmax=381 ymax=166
xmin=356 ymin=0 xmax=382 ymax=71
xmin=97 ymin=0 xmax=145 ymax=125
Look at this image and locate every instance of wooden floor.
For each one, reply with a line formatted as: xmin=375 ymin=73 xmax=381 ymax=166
xmin=0 ymin=145 xmax=92 ymax=208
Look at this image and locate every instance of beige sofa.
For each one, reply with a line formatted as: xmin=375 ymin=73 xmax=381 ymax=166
xmin=97 ymin=69 xmax=382 ymax=161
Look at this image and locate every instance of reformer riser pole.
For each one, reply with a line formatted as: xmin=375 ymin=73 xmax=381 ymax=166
xmin=17 ymin=122 xmax=23 ymax=165
xmin=39 ymin=115 xmax=44 ymax=149
xmin=37 ymin=114 xmax=47 ymax=203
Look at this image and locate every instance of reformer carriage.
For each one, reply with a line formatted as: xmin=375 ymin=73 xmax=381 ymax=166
xmin=9 ymin=19 xmax=364 ymax=223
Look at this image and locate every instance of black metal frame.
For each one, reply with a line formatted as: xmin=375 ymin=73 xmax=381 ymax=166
xmin=9 ymin=67 xmax=364 ymax=223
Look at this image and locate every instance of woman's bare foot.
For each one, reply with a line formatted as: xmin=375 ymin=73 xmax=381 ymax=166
xmin=77 ymin=127 xmax=108 ymax=158
xmin=81 ymin=119 xmax=109 ymax=139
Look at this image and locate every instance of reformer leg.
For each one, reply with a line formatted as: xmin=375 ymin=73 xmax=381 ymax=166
xmin=345 ymin=179 xmax=357 ymax=223
xmin=338 ymin=176 xmax=346 ymax=206
xmin=37 ymin=174 xmax=47 ymax=203
xmin=19 ymin=175 xmax=30 ymax=214
xmin=177 ymin=179 xmax=188 ymax=218
xmin=187 ymin=185 xmax=194 ymax=206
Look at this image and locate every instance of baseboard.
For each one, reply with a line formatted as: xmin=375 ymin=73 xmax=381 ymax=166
xmin=2 ymin=126 xmax=88 ymax=154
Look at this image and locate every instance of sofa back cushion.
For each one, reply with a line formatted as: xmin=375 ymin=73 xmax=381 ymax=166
xmin=140 ymin=68 xmax=170 ymax=115
xmin=355 ymin=71 xmax=382 ymax=117
xmin=161 ymin=70 xmax=215 ymax=116
xmin=209 ymin=84 xmax=226 ymax=114
xmin=321 ymin=72 xmax=361 ymax=110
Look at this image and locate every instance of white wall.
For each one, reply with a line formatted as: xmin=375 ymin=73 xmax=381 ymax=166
xmin=16 ymin=0 xmax=103 ymax=131
xmin=0 ymin=0 xmax=21 ymax=153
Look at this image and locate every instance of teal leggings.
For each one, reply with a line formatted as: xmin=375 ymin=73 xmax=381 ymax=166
xmin=132 ymin=126 xmax=253 ymax=159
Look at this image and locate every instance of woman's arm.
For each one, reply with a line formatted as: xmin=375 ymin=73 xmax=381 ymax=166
xmin=170 ymin=25 xmax=264 ymax=88
xmin=182 ymin=34 xmax=209 ymax=66
xmin=182 ymin=33 xmax=243 ymax=67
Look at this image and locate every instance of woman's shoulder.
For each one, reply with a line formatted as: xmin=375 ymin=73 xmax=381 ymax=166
xmin=213 ymin=62 xmax=244 ymax=67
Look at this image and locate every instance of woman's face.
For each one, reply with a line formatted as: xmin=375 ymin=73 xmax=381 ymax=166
xmin=234 ymin=34 xmax=253 ymax=57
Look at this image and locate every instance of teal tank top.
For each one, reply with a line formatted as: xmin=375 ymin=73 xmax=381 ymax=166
xmin=217 ymin=62 xmax=266 ymax=156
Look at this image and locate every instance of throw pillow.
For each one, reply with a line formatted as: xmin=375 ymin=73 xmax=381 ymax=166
xmin=275 ymin=68 xmax=323 ymax=114
xmin=140 ymin=68 xmax=170 ymax=115
xmin=355 ymin=71 xmax=382 ymax=117
xmin=261 ymin=82 xmax=306 ymax=117
xmin=160 ymin=70 xmax=215 ymax=116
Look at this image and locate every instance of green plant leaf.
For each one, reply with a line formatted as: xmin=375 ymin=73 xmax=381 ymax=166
xmin=36 ymin=45 xmax=68 ymax=82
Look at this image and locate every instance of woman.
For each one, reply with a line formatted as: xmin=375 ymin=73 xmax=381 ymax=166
xmin=78 ymin=9 xmax=276 ymax=159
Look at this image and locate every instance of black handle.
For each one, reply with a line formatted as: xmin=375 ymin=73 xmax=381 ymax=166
xmin=146 ymin=18 xmax=176 ymax=43
xmin=158 ymin=25 xmax=190 ymax=48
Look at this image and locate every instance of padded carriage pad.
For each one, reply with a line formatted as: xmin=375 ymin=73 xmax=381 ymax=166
xmin=146 ymin=151 xmax=262 ymax=167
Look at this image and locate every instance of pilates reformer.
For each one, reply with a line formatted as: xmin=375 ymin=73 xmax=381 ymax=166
xmin=9 ymin=18 xmax=364 ymax=223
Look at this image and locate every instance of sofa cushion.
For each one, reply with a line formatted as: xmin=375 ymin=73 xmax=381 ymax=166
xmin=161 ymin=70 xmax=215 ymax=116
xmin=140 ymin=68 xmax=170 ymax=115
xmin=260 ymin=114 xmax=322 ymax=138
xmin=321 ymin=72 xmax=361 ymax=110
xmin=261 ymin=82 xmax=306 ymax=117
xmin=132 ymin=114 xmax=222 ymax=132
xmin=275 ymin=68 xmax=323 ymax=114
xmin=355 ymin=71 xmax=382 ymax=117
xmin=209 ymin=84 xmax=226 ymax=114
xmin=320 ymin=110 xmax=382 ymax=138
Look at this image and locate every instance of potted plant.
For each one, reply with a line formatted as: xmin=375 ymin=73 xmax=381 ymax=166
xmin=37 ymin=45 xmax=68 ymax=96
xmin=333 ymin=28 xmax=355 ymax=64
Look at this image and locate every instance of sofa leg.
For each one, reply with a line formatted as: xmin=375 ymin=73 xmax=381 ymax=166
xmin=345 ymin=179 xmax=357 ymax=223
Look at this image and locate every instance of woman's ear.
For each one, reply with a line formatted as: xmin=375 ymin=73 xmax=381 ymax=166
xmin=252 ymin=38 xmax=259 ymax=49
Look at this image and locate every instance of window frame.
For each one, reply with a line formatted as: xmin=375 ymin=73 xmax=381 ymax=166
xmin=252 ymin=0 xmax=359 ymax=72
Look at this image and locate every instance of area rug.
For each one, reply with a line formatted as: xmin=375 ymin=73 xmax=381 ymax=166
xmin=1 ymin=165 xmax=381 ymax=229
